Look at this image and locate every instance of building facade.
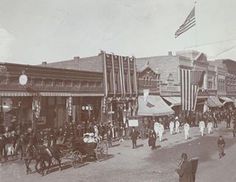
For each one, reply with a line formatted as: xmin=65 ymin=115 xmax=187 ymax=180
xmin=43 ymin=51 xmax=138 ymax=128
xmin=0 ymin=63 xmax=103 ymax=132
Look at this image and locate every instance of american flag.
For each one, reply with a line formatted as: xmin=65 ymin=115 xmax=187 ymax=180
xmin=180 ymin=69 xmax=205 ymax=111
xmin=175 ymin=7 xmax=196 ymax=38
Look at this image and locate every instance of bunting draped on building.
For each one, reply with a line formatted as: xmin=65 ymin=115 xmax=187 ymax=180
xmin=180 ymin=69 xmax=205 ymax=111
xmin=66 ymin=96 xmax=72 ymax=116
xmin=32 ymin=97 xmax=41 ymax=119
xmin=175 ymin=7 xmax=196 ymax=38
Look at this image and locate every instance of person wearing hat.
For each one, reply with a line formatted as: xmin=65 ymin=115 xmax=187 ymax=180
xmin=158 ymin=121 xmax=164 ymax=142
xmin=199 ymin=120 xmax=205 ymax=136
xmin=207 ymin=121 xmax=213 ymax=134
xmin=148 ymin=129 xmax=156 ymax=150
xmin=176 ymin=153 xmax=194 ymax=182
xmin=184 ymin=122 xmax=190 ymax=140
xmin=130 ymin=127 xmax=139 ymax=149
xmin=175 ymin=117 xmax=180 ymax=134
xmin=154 ymin=120 xmax=160 ymax=138
xmin=169 ymin=117 xmax=175 ymax=135
xmin=217 ymin=135 xmax=225 ymax=159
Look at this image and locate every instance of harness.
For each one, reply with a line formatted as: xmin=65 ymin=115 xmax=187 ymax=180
xmin=45 ymin=147 xmax=53 ymax=157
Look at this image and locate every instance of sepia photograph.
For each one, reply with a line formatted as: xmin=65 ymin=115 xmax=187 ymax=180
xmin=0 ymin=0 xmax=236 ymax=181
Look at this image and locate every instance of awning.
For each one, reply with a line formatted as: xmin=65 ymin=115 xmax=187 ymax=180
xmin=0 ymin=91 xmax=104 ymax=97
xmin=207 ymin=96 xmax=223 ymax=107
xmin=39 ymin=92 xmax=104 ymax=97
xmin=138 ymin=95 xmax=174 ymax=116
xmin=0 ymin=91 xmax=32 ymax=97
xmin=162 ymin=97 xmax=181 ymax=107
xmin=219 ymin=97 xmax=234 ymax=105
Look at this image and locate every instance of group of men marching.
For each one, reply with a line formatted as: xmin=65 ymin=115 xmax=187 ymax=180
xmin=148 ymin=113 xmax=218 ymax=147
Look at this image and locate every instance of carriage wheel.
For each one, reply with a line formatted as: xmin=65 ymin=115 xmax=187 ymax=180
xmin=76 ymin=151 xmax=84 ymax=163
xmin=71 ymin=151 xmax=80 ymax=167
xmin=35 ymin=160 xmax=49 ymax=176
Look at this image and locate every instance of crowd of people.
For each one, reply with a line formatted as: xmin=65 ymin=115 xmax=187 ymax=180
xmin=0 ymin=120 xmax=118 ymax=162
xmin=146 ymin=108 xmax=236 ymax=150
xmin=0 ymin=107 xmax=236 ymax=163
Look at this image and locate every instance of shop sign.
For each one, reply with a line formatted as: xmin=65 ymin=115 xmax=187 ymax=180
xmin=82 ymin=105 xmax=93 ymax=111
xmin=128 ymin=119 xmax=139 ymax=127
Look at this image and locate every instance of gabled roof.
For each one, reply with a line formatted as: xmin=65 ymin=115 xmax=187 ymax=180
xmin=138 ymin=62 xmax=159 ymax=74
xmin=136 ymin=55 xmax=180 ymax=83
xmin=42 ymin=55 xmax=103 ymax=73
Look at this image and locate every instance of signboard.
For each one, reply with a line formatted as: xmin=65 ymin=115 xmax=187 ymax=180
xmin=128 ymin=119 xmax=139 ymax=127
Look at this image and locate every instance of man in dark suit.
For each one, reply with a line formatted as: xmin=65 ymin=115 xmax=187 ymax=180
xmin=176 ymin=153 xmax=194 ymax=182
xmin=130 ymin=127 xmax=139 ymax=149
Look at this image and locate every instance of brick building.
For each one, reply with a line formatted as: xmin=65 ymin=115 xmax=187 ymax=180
xmin=43 ymin=51 xmax=138 ymax=128
xmin=0 ymin=63 xmax=103 ymax=132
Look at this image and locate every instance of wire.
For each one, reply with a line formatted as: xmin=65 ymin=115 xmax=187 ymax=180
xmin=209 ymin=45 xmax=236 ymax=59
xmin=185 ymin=37 xmax=236 ymax=49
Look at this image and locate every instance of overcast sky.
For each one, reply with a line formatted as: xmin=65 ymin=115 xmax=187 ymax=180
xmin=0 ymin=0 xmax=236 ymax=64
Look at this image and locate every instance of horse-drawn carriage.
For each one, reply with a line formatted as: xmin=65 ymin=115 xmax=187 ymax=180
xmin=25 ymin=133 xmax=108 ymax=176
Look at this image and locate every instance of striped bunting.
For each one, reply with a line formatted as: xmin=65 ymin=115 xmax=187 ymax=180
xmin=180 ymin=69 xmax=204 ymax=111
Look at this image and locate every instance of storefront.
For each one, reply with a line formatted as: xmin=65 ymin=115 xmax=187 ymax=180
xmin=0 ymin=63 xmax=104 ymax=133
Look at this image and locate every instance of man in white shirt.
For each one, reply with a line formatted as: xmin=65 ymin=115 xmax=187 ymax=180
xmin=158 ymin=123 xmax=164 ymax=142
xmin=207 ymin=121 xmax=213 ymax=134
xmin=184 ymin=122 xmax=190 ymax=140
xmin=199 ymin=120 xmax=205 ymax=136
xmin=175 ymin=117 xmax=180 ymax=134
xmin=154 ymin=121 xmax=160 ymax=137
xmin=169 ymin=119 xmax=175 ymax=135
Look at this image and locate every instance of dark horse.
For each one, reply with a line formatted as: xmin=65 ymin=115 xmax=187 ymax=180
xmin=24 ymin=144 xmax=63 ymax=176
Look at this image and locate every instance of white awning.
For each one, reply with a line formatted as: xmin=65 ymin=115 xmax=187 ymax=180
xmin=219 ymin=97 xmax=234 ymax=105
xmin=207 ymin=96 xmax=223 ymax=108
xmin=138 ymin=95 xmax=174 ymax=116
xmin=162 ymin=97 xmax=181 ymax=107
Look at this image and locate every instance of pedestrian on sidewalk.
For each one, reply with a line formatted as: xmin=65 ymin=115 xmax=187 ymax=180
xmin=199 ymin=120 xmax=205 ymax=136
xmin=169 ymin=118 xmax=174 ymax=135
xmin=154 ymin=120 xmax=159 ymax=138
xmin=158 ymin=122 xmax=164 ymax=142
xmin=107 ymin=125 xmax=113 ymax=148
xmin=175 ymin=117 xmax=180 ymax=134
xmin=212 ymin=111 xmax=218 ymax=128
xmin=175 ymin=153 xmax=194 ymax=182
xmin=148 ymin=129 xmax=156 ymax=150
xmin=130 ymin=127 xmax=139 ymax=149
xmin=184 ymin=122 xmax=190 ymax=140
xmin=207 ymin=121 xmax=213 ymax=134
xmin=217 ymin=136 xmax=225 ymax=159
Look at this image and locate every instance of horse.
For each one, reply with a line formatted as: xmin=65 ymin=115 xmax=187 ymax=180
xmin=24 ymin=144 xmax=63 ymax=176
xmin=24 ymin=144 xmax=39 ymax=174
xmin=35 ymin=144 xmax=63 ymax=176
